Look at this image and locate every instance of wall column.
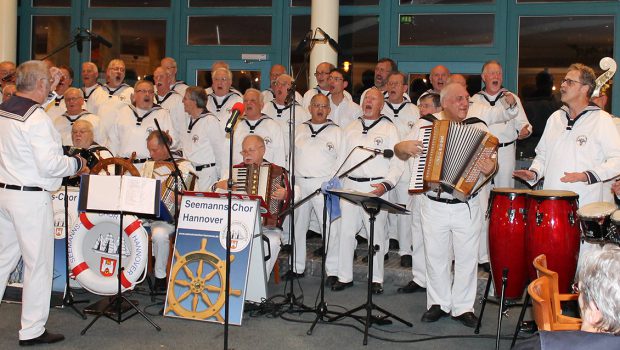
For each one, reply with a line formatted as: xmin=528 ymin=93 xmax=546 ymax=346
xmin=309 ymin=0 xmax=339 ymax=88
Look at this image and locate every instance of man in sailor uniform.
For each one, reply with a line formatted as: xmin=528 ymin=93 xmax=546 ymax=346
xmin=154 ymin=66 xmax=185 ymax=137
xmin=52 ymin=87 xmax=105 ymax=146
xmin=262 ymin=64 xmax=302 ymax=105
xmin=207 ymin=67 xmax=243 ymax=129
xmin=181 ymin=86 xmax=228 ymax=191
xmin=327 ymin=68 xmax=362 ymax=130
xmin=80 ymin=61 xmax=107 ymax=116
xmin=331 ymin=88 xmax=405 ymax=295
xmin=161 ymin=57 xmax=189 ymax=98
xmin=302 ymin=62 xmax=352 ymax=110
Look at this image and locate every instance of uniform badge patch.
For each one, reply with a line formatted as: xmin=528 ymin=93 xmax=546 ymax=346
xmin=576 ymin=135 xmax=588 ymax=146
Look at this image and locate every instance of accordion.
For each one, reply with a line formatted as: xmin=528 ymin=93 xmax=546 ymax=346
xmin=409 ymin=119 xmax=498 ymax=201
xmin=232 ymin=163 xmax=288 ymax=228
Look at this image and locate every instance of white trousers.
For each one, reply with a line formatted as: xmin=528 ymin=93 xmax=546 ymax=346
xmin=337 ymin=179 xmax=388 ymax=284
xmin=495 ymin=142 xmax=516 ymax=188
xmin=262 ymin=228 xmax=282 ymax=276
xmin=0 ymin=190 xmax=53 ymax=340
xmin=150 ymin=221 xmax=174 ymax=279
xmin=293 ymin=177 xmax=339 ymax=276
xmin=421 ymin=195 xmax=481 ymax=316
xmin=194 ymin=166 xmax=219 ymax=192
xmin=409 ymin=194 xmax=427 ymax=287
xmin=388 ymin=180 xmax=413 ymax=256
xmin=478 ymin=184 xmax=492 ymax=264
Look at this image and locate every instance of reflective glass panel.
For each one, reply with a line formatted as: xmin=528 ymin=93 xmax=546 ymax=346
xmin=399 ymin=14 xmax=494 ymax=46
xmin=188 ymin=17 xmax=271 ymax=46
xmin=32 ymin=16 xmax=71 ymax=67
xmin=89 ymin=0 xmax=170 ymax=6
xmin=292 ymin=0 xmax=378 ymax=5
xmin=33 ymin=0 xmax=70 ymax=6
xmin=91 ymin=20 xmax=166 ymax=86
xmin=190 ymin=0 xmax=271 ymax=6
xmin=400 ymin=0 xmax=493 ymax=3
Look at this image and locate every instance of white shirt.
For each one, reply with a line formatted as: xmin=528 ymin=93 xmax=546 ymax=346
xmin=155 ymin=90 xmax=185 ymax=138
xmin=107 ymin=105 xmax=176 ymax=159
xmin=0 ymin=96 xmax=79 ymax=191
xmin=171 ymin=81 xmax=189 ymax=99
xmin=529 ymin=105 xmax=620 ymax=206
xmin=302 ymin=86 xmax=352 ymax=110
xmin=53 ymin=110 xmax=105 ymax=146
xmin=44 ymin=95 xmax=66 ymax=121
xmin=206 ymin=91 xmax=243 ymax=128
xmin=340 ymin=116 xmax=405 ymax=187
xmin=360 ymin=87 xmax=410 ymax=106
xmin=472 ymin=90 xmax=531 ymax=143
xmin=82 ymin=84 xmax=108 ymax=115
xmin=262 ymin=88 xmax=303 ymax=105
xmin=101 ymin=83 xmax=134 ymax=104
xmin=328 ymin=95 xmax=362 ymax=130
xmin=180 ymin=111 xmax=228 ymax=177
xmin=381 ymin=99 xmax=420 ymax=139
xmin=230 ymin=115 xmax=286 ymax=170
xmin=295 ymin=120 xmax=345 ymax=178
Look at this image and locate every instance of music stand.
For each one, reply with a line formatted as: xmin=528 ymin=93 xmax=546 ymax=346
xmin=326 ymin=189 xmax=412 ymax=345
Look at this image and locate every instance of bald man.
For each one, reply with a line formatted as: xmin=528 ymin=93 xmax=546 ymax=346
xmin=153 ymin=66 xmax=185 ymax=137
xmin=302 ymin=61 xmax=351 ymax=109
xmin=417 ymin=65 xmax=451 ymax=104
xmin=80 ymin=61 xmax=107 ymax=115
xmin=262 ymin=64 xmax=302 ymax=105
xmin=161 ymin=57 xmax=189 ymax=97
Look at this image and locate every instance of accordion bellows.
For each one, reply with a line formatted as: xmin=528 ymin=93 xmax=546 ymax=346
xmin=409 ymin=119 xmax=498 ymax=201
xmin=232 ymin=163 xmax=286 ymax=228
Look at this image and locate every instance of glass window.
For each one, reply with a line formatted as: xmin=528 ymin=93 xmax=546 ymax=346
xmin=91 ymin=20 xmax=166 ymax=86
xmin=291 ymin=15 xmax=379 ymax=103
xmin=196 ymin=70 xmax=261 ymax=95
xmin=292 ymin=0 xmax=378 ymax=5
xmin=190 ymin=0 xmax=271 ymax=6
xmin=32 ymin=16 xmax=71 ymax=67
xmin=33 ymin=0 xmax=70 ymax=6
xmin=89 ymin=0 xmax=170 ymax=6
xmin=400 ymin=0 xmax=493 ymax=3
xmin=407 ymin=73 xmax=481 ymax=102
xmin=399 ymin=14 xmax=494 ymax=46
xmin=188 ymin=17 xmax=271 ymax=46
xmin=517 ymin=0 xmax=604 ymax=2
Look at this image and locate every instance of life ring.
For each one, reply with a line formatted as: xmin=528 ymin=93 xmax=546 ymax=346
xmin=68 ymin=212 xmax=148 ymax=295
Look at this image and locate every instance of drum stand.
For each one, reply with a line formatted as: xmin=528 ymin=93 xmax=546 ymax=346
xmin=61 ymin=183 xmax=88 ymax=319
xmin=81 ymin=212 xmax=161 ymax=335
xmin=326 ymin=191 xmax=412 ymax=345
xmin=475 ymin=268 xmax=509 ymax=350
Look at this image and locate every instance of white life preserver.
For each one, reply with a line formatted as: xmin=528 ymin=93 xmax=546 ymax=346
xmin=68 ymin=212 xmax=148 ymax=296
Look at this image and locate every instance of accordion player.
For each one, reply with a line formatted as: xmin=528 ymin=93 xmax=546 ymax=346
xmin=407 ymin=118 xmax=498 ymax=201
xmin=231 ymin=162 xmax=290 ymax=229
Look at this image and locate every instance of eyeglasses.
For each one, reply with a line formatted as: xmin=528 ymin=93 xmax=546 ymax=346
xmin=109 ymin=67 xmax=125 ymax=73
xmin=387 ymin=81 xmax=404 ymax=87
xmin=561 ymin=78 xmax=584 ymax=87
xmin=240 ymin=147 xmax=264 ymax=155
xmin=135 ymin=89 xmax=154 ymax=94
xmin=417 ymin=103 xmax=435 ymax=109
xmin=327 ymin=76 xmax=343 ymax=82
xmin=314 ymin=72 xmax=330 ymax=77
xmin=310 ymin=103 xmax=329 ymax=109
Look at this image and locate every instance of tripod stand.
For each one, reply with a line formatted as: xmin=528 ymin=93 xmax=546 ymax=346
xmin=326 ymin=189 xmax=412 ymax=345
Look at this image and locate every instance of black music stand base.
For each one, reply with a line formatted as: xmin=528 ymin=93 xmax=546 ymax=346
xmin=81 ymin=294 xmax=161 ymax=335
xmin=327 ymin=204 xmax=412 ymax=345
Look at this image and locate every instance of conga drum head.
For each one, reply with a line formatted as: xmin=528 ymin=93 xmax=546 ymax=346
xmin=611 ymin=209 xmax=620 ymax=224
xmin=528 ymin=190 xmax=579 ymax=200
xmin=492 ymin=188 xmax=531 ymax=195
xmin=577 ymin=202 xmax=617 ymax=218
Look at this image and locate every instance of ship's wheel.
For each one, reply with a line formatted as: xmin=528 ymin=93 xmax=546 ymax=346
xmin=90 ymin=157 xmax=140 ymax=176
xmin=164 ymin=238 xmax=242 ymax=321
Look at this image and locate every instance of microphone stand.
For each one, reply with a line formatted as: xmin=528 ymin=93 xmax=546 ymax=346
xmin=150 ymin=119 xmax=187 ymax=309
xmin=61 ymin=178 xmax=88 ymax=319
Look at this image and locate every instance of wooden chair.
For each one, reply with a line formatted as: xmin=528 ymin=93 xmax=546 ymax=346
xmin=529 ymin=254 xmax=582 ymax=331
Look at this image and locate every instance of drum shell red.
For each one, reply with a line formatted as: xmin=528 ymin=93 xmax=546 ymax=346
xmin=525 ymin=191 xmax=580 ymax=293
xmin=488 ymin=189 xmax=529 ymax=300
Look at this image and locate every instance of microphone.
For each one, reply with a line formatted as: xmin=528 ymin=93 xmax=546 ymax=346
xmin=358 ymin=146 xmax=394 ymax=158
xmin=316 ymin=27 xmax=341 ymax=53
xmin=295 ymin=30 xmax=313 ymax=55
xmin=225 ymin=102 xmax=245 ymax=133
xmin=83 ymin=29 xmax=113 ymax=48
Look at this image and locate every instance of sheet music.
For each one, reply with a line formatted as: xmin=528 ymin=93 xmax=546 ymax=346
xmin=119 ymin=176 xmax=158 ymax=215
xmin=80 ymin=175 xmax=159 ymax=215
xmin=83 ymin=175 xmax=122 ymax=211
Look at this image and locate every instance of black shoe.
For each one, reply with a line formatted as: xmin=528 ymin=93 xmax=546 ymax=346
xmin=280 ymin=244 xmax=292 ymax=254
xmin=400 ymin=255 xmax=412 ymax=267
xmin=331 ymin=280 xmax=353 ymax=291
xmin=282 ymin=270 xmax=305 ymax=280
xmin=421 ymin=305 xmax=448 ymax=322
xmin=361 ymin=253 xmax=389 ymax=263
xmin=153 ymin=277 xmax=167 ymax=292
xmin=452 ymin=312 xmax=479 ymax=328
xmin=326 ymin=276 xmax=338 ymax=287
xmin=479 ymin=262 xmax=491 ymax=273
xmin=389 ymin=238 xmax=400 ymax=250
xmin=371 ymin=282 xmax=384 ymax=294
xmin=519 ymin=320 xmax=538 ymax=334
xmin=313 ymin=246 xmax=324 ymax=257
xmin=306 ymin=229 xmax=321 ymax=239
xmin=397 ymin=280 xmax=425 ymax=294
xmin=355 ymin=235 xmax=368 ymax=245
xmin=19 ymin=331 xmax=65 ymax=346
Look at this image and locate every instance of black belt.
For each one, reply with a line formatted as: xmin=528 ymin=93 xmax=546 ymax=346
xmin=499 ymin=140 xmax=515 ymax=148
xmin=426 ymin=191 xmax=478 ymax=204
xmin=347 ymin=176 xmax=384 ymax=182
xmin=196 ymin=163 xmax=216 ymax=171
xmin=131 ymin=158 xmax=149 ymax=164
xmin=0 ymin=182 xmax=44 ymax=192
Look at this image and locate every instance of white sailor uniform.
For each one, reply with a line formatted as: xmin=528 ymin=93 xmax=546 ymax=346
xmin=180 ymin=111 xmax=228 ymax=191
xmin=293 ymin=120 xmax=345 ymax=276
xmin=328 ymin=95 xmax=362 ymax=130
xmin=337 ymin=116 xmax=404 ymax=284
xmin=302 ymin=86 xmax=351 ymax=110
xmin=230 ymin=114 xmax=286 ymax=171
xmin=0 ymin=96 xmax=81 ymax=341
xmin=156 ymin=90 xmax=185 ymax=138
xmin=207 ymin=90 xmax=243 ymax=129
xmin=53 ymin=110 xmax=105 ymax=146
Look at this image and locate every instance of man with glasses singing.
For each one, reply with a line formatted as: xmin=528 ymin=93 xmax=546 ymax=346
xmin=302 ymin=62 xmax=351 ymax=109
xmin=514 ymin=63 xmax=620 ymax=264
xmin=326 ymin=68 xmax=361 ymax=130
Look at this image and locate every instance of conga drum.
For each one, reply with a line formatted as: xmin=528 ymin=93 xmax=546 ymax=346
xmin=488 ymin=188 xmax=530 ymax=300
xmin=577 ymin=202 xmax=617 ymax=244
xmin=608 ymin=210 xmax=620 ymax=245
xmin=525 ymin=190 xmax=580 ymax=293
